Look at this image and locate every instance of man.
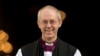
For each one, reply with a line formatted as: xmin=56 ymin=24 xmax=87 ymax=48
xmin=16 ymin=5 xmax=82 ymax=56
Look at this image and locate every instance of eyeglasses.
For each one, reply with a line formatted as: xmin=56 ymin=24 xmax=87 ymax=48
xmin=39 ymin=20 xmax=59 ymax=25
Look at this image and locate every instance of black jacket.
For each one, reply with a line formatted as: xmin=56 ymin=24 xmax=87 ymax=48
xmin=21 ymin=38 xmax=77 ymax=56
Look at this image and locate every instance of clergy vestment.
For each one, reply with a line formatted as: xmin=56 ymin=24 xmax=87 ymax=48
xmin=16 ymin=38 xmax=82 ymax=56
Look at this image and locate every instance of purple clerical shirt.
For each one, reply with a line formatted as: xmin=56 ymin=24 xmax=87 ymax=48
xmin=41 ymin=40 xmax=57 ymax=51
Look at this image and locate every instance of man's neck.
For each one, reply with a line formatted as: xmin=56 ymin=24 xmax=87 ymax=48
xmin=41 ymin=36 xmax=57 ymax=44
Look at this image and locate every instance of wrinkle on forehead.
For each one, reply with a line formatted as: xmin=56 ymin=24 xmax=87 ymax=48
xmin=40 ymin=8 xmax=57 ymax=19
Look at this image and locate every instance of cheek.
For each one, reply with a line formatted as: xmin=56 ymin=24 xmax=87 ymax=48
xmin=53 ymin=25 xmax=59 ymax=30
xmin=41 ymin=27 xmax=45 ymax=32
xmin=38 ymin=25 xmax=44 ymax=32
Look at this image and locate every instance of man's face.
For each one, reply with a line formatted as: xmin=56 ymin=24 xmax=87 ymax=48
xmin=37 ymin=9 xmax=62 ymax=42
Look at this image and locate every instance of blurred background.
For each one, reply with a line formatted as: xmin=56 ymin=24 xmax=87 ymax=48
xmin=0 ymin=0 xmax=97 ymax=56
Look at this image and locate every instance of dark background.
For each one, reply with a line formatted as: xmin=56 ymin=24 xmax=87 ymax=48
xmin=0 ymin=0 xmax=97 ymax=56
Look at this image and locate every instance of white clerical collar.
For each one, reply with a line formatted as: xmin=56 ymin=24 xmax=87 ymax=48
xmin=45 ymin=42 xmax=54 ymax=46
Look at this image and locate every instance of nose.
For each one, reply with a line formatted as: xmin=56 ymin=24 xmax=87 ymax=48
xmin=46 ymin=22 xmax=52 ymax=28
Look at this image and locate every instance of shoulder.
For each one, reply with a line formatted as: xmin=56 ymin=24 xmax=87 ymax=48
xmin=57 ymin=38 xmax=80 ymax=56
xmin=58 ymin=38 xmax=77 ymax=52
xmin=21 ymin=40 xmax=39 ymax=50
xmin=59 ymin=39 xmax=77 ymax=48
xmin=18 ymin=39 xmax=40 ymax=56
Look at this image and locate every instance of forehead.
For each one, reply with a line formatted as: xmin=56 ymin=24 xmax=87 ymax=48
xmin=39 ymin=8 xmax=58 ymax=20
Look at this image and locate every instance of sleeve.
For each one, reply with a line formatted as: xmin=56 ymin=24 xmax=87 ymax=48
xmin=16 ymin=48 xmax=23 ymax=56
xmin=74 ymin=49 xmax=82 ymax=56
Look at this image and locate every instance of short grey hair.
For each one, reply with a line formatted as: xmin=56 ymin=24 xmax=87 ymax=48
xmin=37 ymin=5 xmax=61 ymax=20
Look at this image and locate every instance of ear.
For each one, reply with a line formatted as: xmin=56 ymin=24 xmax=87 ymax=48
xmin=37 ymin=20 xmax=41 ymax=29
xmin=58 ymin=20 xmax=62 ymax=28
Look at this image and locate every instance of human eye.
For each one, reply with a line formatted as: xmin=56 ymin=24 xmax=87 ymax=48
xmin=42 ymin=20 xmax=47 ymax=24
xmin=50 ymin=20 xmax=55 ymax=24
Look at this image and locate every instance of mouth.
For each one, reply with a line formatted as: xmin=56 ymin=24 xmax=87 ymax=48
xmin=44 ymin=28 xmax=54 ymax=35
xmin=45 ymin=31 xmax=53 ymax=35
